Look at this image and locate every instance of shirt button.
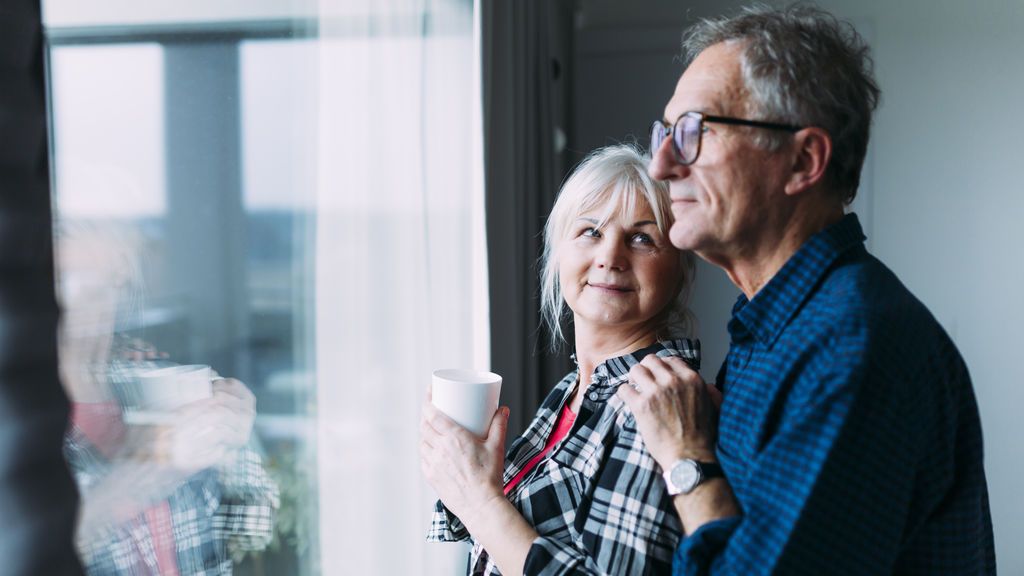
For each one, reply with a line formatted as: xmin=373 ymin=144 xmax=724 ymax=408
xmin=588 ymin=392 xmax=599 ymax=401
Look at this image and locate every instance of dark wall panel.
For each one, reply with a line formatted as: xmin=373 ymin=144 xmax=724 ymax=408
xmin=0 ymin=1 xmax=83 ymax=574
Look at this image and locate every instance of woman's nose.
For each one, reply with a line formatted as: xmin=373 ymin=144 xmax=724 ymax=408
xmin=595 ymin=237 xmax=627 ymax=270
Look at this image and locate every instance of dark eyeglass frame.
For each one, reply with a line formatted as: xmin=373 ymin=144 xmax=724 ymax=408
xmin=651 ymin=111 xmax=803 ymax=165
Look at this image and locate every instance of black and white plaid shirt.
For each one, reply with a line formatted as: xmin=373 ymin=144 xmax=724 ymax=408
xmin=428 ymin=339 xmax=700 ymax=576
xmin=66 ymin=428 xmax=279 ymax=575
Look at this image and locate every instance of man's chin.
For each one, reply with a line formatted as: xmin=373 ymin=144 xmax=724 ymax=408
xmin=668 ymin=224 xmax=701 ymax=251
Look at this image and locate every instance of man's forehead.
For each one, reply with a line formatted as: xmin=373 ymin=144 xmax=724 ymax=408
xmin=663 ymin=42 xmax=746 ymax=121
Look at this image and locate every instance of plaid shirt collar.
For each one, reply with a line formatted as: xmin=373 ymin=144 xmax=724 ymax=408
xmin=729 ymin=213 xmax=867 ymax=348
xmin=569 ymin=338 xmax=702 ymax=402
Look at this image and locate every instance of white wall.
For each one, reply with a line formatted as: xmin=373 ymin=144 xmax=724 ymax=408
xmin=573 ymin=1 xmax=1024 ymax=571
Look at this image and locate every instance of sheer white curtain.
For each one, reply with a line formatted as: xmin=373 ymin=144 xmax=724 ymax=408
xmin=313 ymin=0 xmax=487 ymax=574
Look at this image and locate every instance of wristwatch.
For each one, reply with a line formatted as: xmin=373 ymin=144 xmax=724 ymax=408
xmin=663 ymin=459 xmax=724 ymax=495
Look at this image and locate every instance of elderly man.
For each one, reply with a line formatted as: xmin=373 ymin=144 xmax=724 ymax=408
xmin=617 ymin=5 xmax=996 ymax=575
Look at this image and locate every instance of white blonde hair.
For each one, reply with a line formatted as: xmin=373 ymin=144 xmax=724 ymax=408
xmin=539 ymin=144 xmax=696 ymax=349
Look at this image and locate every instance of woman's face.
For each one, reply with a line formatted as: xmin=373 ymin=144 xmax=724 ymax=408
xmin=558 ymin=197 xmax=681 ymax=336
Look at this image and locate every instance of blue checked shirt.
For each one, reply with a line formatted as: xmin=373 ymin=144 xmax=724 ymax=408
xmin=428 ymin=339 xmax=700 ymax=576
xmin=674 ymin=214 xmax=995 ymax=575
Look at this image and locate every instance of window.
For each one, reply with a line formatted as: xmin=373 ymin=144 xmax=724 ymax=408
xmin=45 ymin=1 xmax=483 ymax=574
xmin=50 ymin=44 xmax=166 ymax=219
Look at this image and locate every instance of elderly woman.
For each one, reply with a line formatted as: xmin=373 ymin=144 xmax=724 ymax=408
xmin=422 ymin=144 xmax=709 ymax=575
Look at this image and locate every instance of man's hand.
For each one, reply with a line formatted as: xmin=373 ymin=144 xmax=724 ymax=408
xmin=617 ymin=355 xmax=723 ymax=470
xmin=618 ymin=356 xmax=739 ymax=535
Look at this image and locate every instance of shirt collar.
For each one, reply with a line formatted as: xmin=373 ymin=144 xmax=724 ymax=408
xmin=729 ymin=213 xmax=867 ymax=348
xmin=570 ymin=338 xmax=701 ymax=402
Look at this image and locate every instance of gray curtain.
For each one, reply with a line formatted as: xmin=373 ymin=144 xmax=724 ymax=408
xmin=482 ymin=0 xmax=576 ymax=438
xmin=0 ymin=1 xmax=82 ymax=573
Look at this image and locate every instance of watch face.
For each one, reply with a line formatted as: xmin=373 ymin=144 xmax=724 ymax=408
xmin=671 ymin=460 xmax=700 ymax=493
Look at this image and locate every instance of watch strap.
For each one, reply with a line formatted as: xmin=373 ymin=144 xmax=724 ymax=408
xmin=698 ymin=461 xmax=723 ymax=480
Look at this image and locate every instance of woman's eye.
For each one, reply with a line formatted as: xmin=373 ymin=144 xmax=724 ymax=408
xmin=582 ymin=227 xmax=601 ymax=238
xmin=631 ymin=232 xmax=654 ymax=245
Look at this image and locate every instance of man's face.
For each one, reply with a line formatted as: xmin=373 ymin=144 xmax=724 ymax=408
xmin=649 ymin=42 xmax=791 ymax=260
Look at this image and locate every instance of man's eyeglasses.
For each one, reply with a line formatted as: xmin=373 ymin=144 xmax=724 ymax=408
xmin=650 ymin=111 xmax=802 ymax=165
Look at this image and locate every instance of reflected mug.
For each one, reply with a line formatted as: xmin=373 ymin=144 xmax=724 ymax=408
xmin=126 ymin=364 xmax=214 ymax=413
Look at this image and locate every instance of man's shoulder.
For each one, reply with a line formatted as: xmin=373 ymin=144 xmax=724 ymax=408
xmin=792 ymin=248 xmax=963 ymax=374
xmin=808 ymin=249 xmax=936 ymax=334
xmin=775 ymin=250 xmax=974 ymax=428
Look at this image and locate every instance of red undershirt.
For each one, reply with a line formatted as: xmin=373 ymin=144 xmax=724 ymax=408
xmin=73 ymin=402 xmax=180 ymax=576
xmin=504 ymin=402 xmax=577 ymax=495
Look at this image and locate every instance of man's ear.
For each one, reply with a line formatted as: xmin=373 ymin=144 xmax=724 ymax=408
xmin=784 ymin=127 xmax=832 ymax=196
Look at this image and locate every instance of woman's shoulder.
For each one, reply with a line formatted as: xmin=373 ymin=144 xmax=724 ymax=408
xmin=656 ymin=338 xmax=701 ymax=370
xmin=543 ymin=368 xmax=578 ymax=402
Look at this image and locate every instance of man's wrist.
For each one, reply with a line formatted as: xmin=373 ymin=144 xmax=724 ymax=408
xmin=662 ymin=456 xmax=724 ymax=496
xmin=671 ymin=476 xmax=740 ymax=536
xmin=656 ymin=447 xmax=718 ymax=473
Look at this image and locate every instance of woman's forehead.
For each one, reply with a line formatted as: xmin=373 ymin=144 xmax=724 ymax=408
xmin=576 ymin=192 xmax=656 ymax=223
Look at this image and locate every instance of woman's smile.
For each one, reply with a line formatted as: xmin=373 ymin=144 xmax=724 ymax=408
xmin=586 ymin=282 xmax=635 ymax=294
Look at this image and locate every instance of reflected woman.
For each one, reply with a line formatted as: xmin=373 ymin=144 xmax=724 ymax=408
xmin=423 ymin=145 xmax=711 ymax=575
xmin=56 ymin=222 xmax=279 ymax=575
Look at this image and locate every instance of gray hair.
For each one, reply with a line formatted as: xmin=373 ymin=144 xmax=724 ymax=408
xmin=539 ymin=144 xmax=696 ymax=350
xmin=682 ymin=3 xmax=881 ymax=204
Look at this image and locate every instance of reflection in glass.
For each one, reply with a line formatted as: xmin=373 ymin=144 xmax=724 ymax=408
xmin=48 ymin=36 xmax=311 ymax=574
xmin=50 ymin=44 xmax=166 ymax=219
xmin=57 ymin=222 xmax=280 ymax=574
xmin=46 ymin=1 xmax=482 ymax=573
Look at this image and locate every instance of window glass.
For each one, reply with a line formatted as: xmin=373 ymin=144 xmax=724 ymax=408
xmin=50 ymin=44 xmax=166 ymax=218
xmin=45 ymin=2 xmax=482 ymax=575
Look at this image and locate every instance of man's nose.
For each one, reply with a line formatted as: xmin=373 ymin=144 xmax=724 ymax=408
xmin=648 ymin=134 xmax=692 ymax=182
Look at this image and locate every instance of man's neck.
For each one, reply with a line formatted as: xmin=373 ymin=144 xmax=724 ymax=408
xmin=712 ymin=205 xmax=845 ymax=300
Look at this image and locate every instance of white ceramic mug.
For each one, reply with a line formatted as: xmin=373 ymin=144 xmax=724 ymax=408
xmin=431 ymin=369 xmax=502 ymax=438
xmin=126 ymin=364 xmax=214 ymax=412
